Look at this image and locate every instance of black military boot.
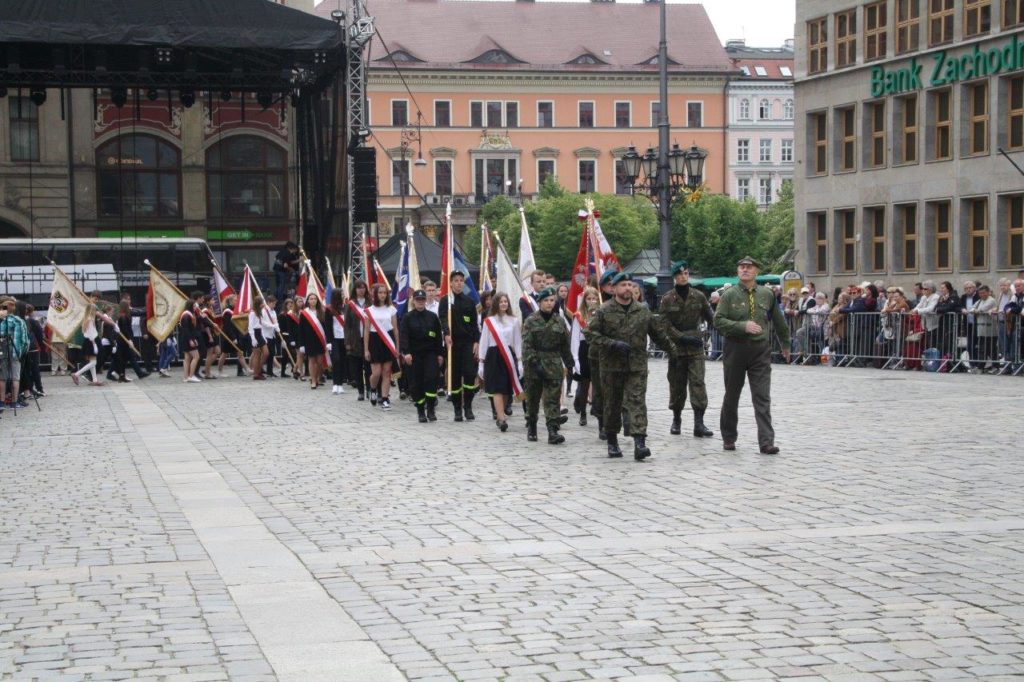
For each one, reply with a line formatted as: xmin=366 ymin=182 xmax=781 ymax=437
xmin=547 ymin=425 xmax=565 ymax=445
xmin=579 ymin=411 xmax=587 ymax=427
xmin=526 ymin=419 xmax=538 ymax=442
xmin=416 ymin=404 xmax=428 ymax=423
xmin=670 ymin=409 xmax=682 ymax=435
xmin=598 ymin=417 xmax=607 ymax=441
xmin=426 ymin=398 xmax=438 ymax=422
xmin=606 ymin=434 xmax=622 ymax=458
xmin=463 ymin=392 xmax=476 ymax=421
xmin=453 ymin=393 xmax=463 ymax=422
xmin=633 ymin=435 xmax=652 ymax=461
xmin=693 ymin=409 xmax=714 ymax=438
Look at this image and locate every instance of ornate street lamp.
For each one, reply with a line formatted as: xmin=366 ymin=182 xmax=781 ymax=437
xmin=399 ymin=111 xmax=428 ymax=229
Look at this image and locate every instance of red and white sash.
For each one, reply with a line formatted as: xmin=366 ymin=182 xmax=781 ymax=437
xmin=301 ymin=308 xmax=331 ymax=365
xmin=484 ymin=317 xmax=524 ymax=398
xmin=347 ymin=299 xmax=367 ymax=322
xmin=365 ymin=308 xmax=399 ymax=359
xmin=286 ymin=312 xmax=299 ymax=325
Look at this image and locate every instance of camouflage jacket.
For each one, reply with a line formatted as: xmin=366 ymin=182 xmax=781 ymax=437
xmin=713 ymin=284 xmax=790 ymax=346
xmin=585 ymin=298 xmax=676 ymax=372
xmin=522 ymin=310 xmax=573 ymax=378
xmin=658 ymin=285 xmax=714 ymax=357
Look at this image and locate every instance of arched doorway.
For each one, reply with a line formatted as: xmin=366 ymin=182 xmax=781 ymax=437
xmin=0 ymin=219 xmax=27 ymax=238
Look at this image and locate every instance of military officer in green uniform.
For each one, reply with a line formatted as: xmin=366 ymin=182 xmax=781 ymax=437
xmin=587 ymin=269 xmax=618 ymax=440
xmin=713 ymin=256 xmax=790 ymax=454
xmin=522 ymin=287 xmax=574 ymax=444
xmin=659 ymin=260 xmax=715 ymax=438
xmin=587 ymin=272 xmax=678 ymax=461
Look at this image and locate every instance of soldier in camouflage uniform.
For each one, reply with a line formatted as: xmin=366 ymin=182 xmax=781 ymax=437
xmin=522 ymin=287 xmax=574 ymax=444
xmin=658 ymin=260 xmax=715 ymax=438
xmin=587 ymin=270 xmax=618 ymax=439
xmin=587 ymin=272 xmax=678 ymax=461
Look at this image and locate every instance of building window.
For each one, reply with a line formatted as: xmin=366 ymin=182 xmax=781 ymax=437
xmin=391 ymin=159 xmax=410 ymax=196
xmin=967 ymin=81 xmax=989 ymax=155
xmin=737 ymin=139 xmax=750 ymax=163
xmin=868 ymin=101 xmax=886 ymax=167
xmin=615 ymin=102 xmax=631 ymax=128
xmin=899 ymin=94 xmax=918 ymax=163
xmin=737 ymin=177 xmax=751 ymax=201
xmin=838 ymin=106 xmax=857 ymax=171
xmin=898 ymin=203 xmax=918 ymax=270
xmin=614 ymin=160 xmax=631 ymax=195
xmin=650 ymin=101 xmax=662 ymax=126
xmin=929 ymin=0 xmax=955 ymax=46
xmin=8 ymin=97 xmax=39 ymax=162
xmin=964 ymin=0 xmax=992 ymax=36
xmin=434 ymin=100 xmax=451 ymax=127
xmin=1009 ymin=195 xmax=1024 ymax=267
xmin=99 ymin=134 xmax=182 ymax=219
xmin=865 ymin=1 xmax=888 ymax=61
xmin=784 ymin=99 xmax=794 ymax=119
xmin=896 ymin=0 xmax=921 ymax=53
xmin=506 ymin=102 xmax=519 ymax=128
xmin=687 ymin=102 xmax=703 ymax=128
xmin=486 ymin=100 xmax=503 ymax=128
xmin=836 ymin=9 xmax=857 ymax=68
xmin=759 ymin=98 xmax=771 ymax=120
xmin=391 ymin=100 xmax=408 ymax=127
xmin=759 ymin=177 xmax=773 ymax=206
xmin=808 ymin=17 xmax=829 ymax=73
xmin=966 ymin=197 xmax=988 ymax=268
xmin=471 ymin=101 xmax=483 ymax=128
xmin=537 ymin=159 xmax=555 ymax=188
xmin=809 ymin=213 xmax=827 ymax=272
xmin=812 ymin=112 xmax=827 ymax=175
xmin=931 ymin=88 xmax=952 ymax=160
xmin=1009 ymin=76 xmax=1024 ymax=149
xmin=1007 ymin=0 xmax=1024 ymax=27
xmin=434 ymin=159 xmax=452 ymax=196
xmin=739 ymin=98 xmax=751 ymax=119
xmin=781 ymin=139 xmax=794 ymax=162
xmin=474 ymin=157 xmax=518 ymax=199
xmin=838 ymin=209 xmax=856 ymax=272
xmin=759 ymin=139 xmax=772 ymax=162
xmin=867 ymin=206 xmax=886 ymax=271
xmin=537 ymin=101 xmax=554 ymax=127
xmin=578 ymin=101 xmax=595 ymax=128
xmin=578 ymin=159 xmax=596 ymax=193
xmin=932 ymin=201 xmax=951 ymax=270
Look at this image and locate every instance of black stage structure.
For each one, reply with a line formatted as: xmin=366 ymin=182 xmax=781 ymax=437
xmin=0 ymin=0 xmax=347 ymax=263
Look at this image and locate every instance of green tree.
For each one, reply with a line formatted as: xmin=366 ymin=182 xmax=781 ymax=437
xmin=668 ymin=194 xmax=762 ymax=277
xmin=756 ymin=180 xmax=795 ymax=272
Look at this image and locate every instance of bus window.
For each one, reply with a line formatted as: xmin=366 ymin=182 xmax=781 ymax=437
xmin=172 ymin=245 xmax=209 ymax=274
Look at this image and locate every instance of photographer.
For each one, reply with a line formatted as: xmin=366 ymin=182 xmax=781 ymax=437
xmin=0 ymin=297 xmax=30 ymax=409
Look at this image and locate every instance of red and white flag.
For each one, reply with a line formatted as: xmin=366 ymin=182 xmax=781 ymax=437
xmin=213 ymin=268 xmax=235 ymax=306
xmin=566 ymin=217 xmax=590 ymax=315
xmin=373 ymin=259 xmax=391 ymax=293
xmin=297 ymin=259 xmax=326 ymax=301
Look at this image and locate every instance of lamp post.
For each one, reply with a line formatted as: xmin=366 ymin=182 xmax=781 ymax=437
xmin=399 ymin=111 xmax=428 ymax=231
xmin=620 ymin=0 xmax=707 ymax=293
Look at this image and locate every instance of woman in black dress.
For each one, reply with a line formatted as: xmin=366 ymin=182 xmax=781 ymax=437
xmin=298 ymin=292 xmax=330 ymax=389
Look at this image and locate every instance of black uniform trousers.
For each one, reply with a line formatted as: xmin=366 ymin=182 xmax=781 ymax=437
xmin=719 ymin=340 xmax=775 ymax=447
xmin=331 ymin=344 xmax=347 ymax=384
xmin=409 ymin=353 xmax=439 ymax=405
xmin=448 ymin=341 xmax=476 ymax=404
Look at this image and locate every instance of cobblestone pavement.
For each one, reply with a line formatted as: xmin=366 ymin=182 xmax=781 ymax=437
xmin=2 ymin=361 xmax=1023 ymax=681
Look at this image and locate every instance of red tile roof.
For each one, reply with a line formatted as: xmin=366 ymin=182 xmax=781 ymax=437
xmin=732 ymin=58 xmax=794 ymax=79
xmin=317 ymin=0 xmax=734 ymax=73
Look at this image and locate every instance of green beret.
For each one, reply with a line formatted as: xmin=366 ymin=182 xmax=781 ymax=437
xmin=599 ymin=270 xmax=618 ymax=286
xmin=610 ymin=272 xmax=631 ymax=286
xmin=671 ymin=260 xmax=689 ymax=275
xmin=537 ymin=286 xmax=557 ymax=301
xmin=737 ymin=255 xmax=762 ymax=268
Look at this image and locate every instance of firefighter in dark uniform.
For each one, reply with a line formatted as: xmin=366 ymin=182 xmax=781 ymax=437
xmin=713 ymin=256 xmax=791 ymax=454
xmin=586 ymin=269 xmax=618 ymax=439
xmin=658 ymin=260 xmax=715 ymax=438
xmin=438 ymin=270 xmax=480 ymax=421
xmin=400 ymin=289 xmax=444 ymax=423
xmin=522 ymin=287 xmax=574 ymax=444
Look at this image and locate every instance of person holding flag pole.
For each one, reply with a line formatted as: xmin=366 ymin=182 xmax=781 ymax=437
xmin=438 ymin=203 xmax=481 ymax=422
xmin=243 ymin=261 xmax=297 ymax=376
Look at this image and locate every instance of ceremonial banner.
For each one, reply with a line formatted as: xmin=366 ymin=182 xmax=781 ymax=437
xmin=212 ymin=267 xmax=235 ymax=306
xmin=566 ymin=220 xmax=590 ymax=315
xmin=232 ymin=266 xmax=253 ymax=334
xmin=494 ymin=232 xmax=528 ymax=324
xmin=373 ymin=259 xmax=391 ymax=292
xmin=439 ymin=202 xmax=455 ymax=299
xmin=45 ymin=266 xmax=92 ymax=342
xmin=517 ymin=206 xmax=536 ymax=290
xmin=146 ymin=267 xmax=189 ymax=342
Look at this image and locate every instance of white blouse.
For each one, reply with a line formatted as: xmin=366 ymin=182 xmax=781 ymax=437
xmin=368 ymin=304 xmax=397 ymax=333
xmin=478 ymin=314 xmax=523 ymax=376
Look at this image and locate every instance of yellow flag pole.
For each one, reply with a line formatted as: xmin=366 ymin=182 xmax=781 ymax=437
xmin=147 ymin=259 xmax=244 ymax=356
xmin=243 ymin=261 xmax=296 ymax=368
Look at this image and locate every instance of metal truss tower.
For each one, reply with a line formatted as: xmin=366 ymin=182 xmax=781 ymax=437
xmin=345 ymin=2 xmax=374 ymax=281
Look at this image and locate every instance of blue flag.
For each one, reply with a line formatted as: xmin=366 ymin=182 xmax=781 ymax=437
xmin=453 ymin=245 xmax=480 ymax=306
xmin=393 ymin=242 xmax=412 ymax=319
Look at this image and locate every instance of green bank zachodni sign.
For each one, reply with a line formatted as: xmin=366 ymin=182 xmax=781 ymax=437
xmin=870 ymin=32 xmax=1024 ymax=97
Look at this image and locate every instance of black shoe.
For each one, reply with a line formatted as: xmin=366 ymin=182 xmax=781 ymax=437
xmin=426 ymin=400 xmax=437 ymax=422
xmin=547 ymin=425 xmax=565 ymax=445
xmin=670 ymin=410 xmax=682 ymax=435
xmin=557 ymin=414 xmax=568 ymax=425
xmin=579 ymin=413 xmax=587 ymax=426
xmin=607 ymin=434 xmax=623 ymax=458
xmin=454 ymin=406 xmax=464 ymax=422
xmin=357 ymin=391 xmax=365 ymax=401
xmin=560 ymin=407 xmax=568 ymax=416
xmin=633 ymin=435 xmax=651 ymax=461
xmin=526 ymin=420 xmax=538 ymax=442
xmin=693 ymin=409 xmax=714 ymax=438
xmin=598 ymin=417 xmax=607 ymax=441
xmin=417 ymin=405 xmax=428 ymax=423
xmin=497 ymin=420 xmax=508 ymax=432
xmin=464 ymin=404 xmax=475 ymax=421
xmin=759 ymin=444 xmax=780 ymax=455
xmin=504 ymin=403 xmax=512 ymax=416
xmin=369 ymin=390 xmax=378 ymax=406
xmin=400 ymin=391 xmax=408 ymax=401
xmin=723 ymin=441 xmax=736 ymax=451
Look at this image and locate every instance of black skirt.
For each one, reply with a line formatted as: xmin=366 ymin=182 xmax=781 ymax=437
xmin=483 ymin=346 xmax=518 ymax=395
xmin=83 ymin=338 xmax=98 ymax=357
xmin=368 ymin=331 xmax=395 ymax=364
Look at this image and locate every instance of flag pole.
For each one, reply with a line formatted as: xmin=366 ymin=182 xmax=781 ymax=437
xmin=50 ymin=257 xmax=138 ymax=356
xmin=147 ymin=259 xmax=245 ymax=357
xmin=444 ymin=204 xmax=453 ymax=394
xmin=243 ymin=260 xmax=296 ymax=368
xmin=43 ymin=257 xmax=91 ymax=341
xmin=585 ymin=198 xmax=604 ymax=305
xmin=43 ymin=339 xmax=74 ymax=369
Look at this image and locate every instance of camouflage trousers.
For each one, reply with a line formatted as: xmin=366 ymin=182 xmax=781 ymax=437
xmin=589 ymin=356 xmax=602 ymax=417
xmin=525 ymin=373 xmax=563 ymax=427
xmin=667 ymin=354 xmax=708 ymax=412
xmin=600 ymin=369 xmax=648 ymax=437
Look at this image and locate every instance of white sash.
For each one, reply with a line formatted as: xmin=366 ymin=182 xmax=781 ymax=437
xmin=484 ymin=317 xmax=524 ymax=398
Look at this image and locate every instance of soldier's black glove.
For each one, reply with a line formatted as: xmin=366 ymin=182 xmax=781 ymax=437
xmin=530 ymin=360 xmax=547 ymax=381
xmin=679 ymin=336 xmax=704 ymax=348
xmin=609 ymin=340 xmax=631 ymax=355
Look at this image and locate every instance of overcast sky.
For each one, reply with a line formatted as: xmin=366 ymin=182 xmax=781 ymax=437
xmin=700 ymin=0 xmax=795 ymax=47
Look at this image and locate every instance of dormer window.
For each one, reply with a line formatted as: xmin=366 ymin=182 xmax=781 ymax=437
xmin=567 ymin=53 xmax=606 ymax=65
xmin=466 ymin=49 xmax=524 ymax=64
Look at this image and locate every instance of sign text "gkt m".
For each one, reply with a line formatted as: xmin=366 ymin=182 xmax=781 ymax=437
xmin=870 ymin=33 xmax=1024 ymax=98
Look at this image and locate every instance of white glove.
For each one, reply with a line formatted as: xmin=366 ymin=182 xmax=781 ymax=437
xmin=326 ymin=343 xmax=332 ymax=351
xmin=101 ymin=339 xmax=110 ymax=346
xmin=478 ymin=362 xmax=485 ymax=379
xmin=517 ymin=361 xmax=524 ymax=376
xmin=299 ymin=346 xmax=305 ymax=353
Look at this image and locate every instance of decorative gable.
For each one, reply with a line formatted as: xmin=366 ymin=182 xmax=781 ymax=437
xmin=566 ymin=53 xmax=606 ymax=65
xmin=376 ymin=50 xmax=423 ymax=63
xmin=465 ymin=49 xmax=525 ymax=65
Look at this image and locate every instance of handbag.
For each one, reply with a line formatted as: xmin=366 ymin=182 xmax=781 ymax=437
xmin=906 ymin=330 xmax=924 ymax=342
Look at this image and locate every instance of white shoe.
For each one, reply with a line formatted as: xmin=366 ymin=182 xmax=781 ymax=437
xmin=338 ymin=385 xmax=345 ymax=394
xmin=217 ymin=371 xmax=225 ymax=379
xmin=187 ymin=376 xmax=202 ymax=383
xmin=331 ymin=385 xmax=339 ymax=394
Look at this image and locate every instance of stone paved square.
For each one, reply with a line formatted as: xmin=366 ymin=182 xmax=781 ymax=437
xmin=2 ymin=361 xmax=1023 ymax=680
